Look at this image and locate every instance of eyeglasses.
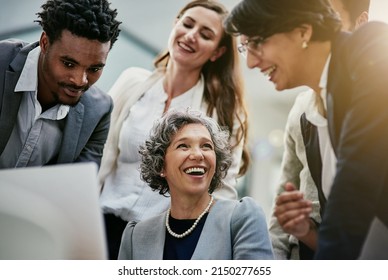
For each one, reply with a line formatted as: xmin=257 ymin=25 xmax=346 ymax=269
xmin=237 ymin=36 xmax=266 ymax=58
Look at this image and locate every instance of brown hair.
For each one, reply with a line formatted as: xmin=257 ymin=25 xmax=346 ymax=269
xmin=154 ymin=0 xmax=250 ymax=176
xmin=225 ymin=0 xmax=341 ymax=41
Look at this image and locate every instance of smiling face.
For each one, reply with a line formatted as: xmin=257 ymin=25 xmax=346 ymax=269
xmin=242 ymin=27 xmax=310 ymax=91
xmin=38 ymin=30 xmax=110 ymax=108
xmin=162 ymin=123 xmax=216 ymax=198
xmin=241 ymin=0 xmax=366 ymax=92
xmin=167 ymin=6 xmax=226 ymax=71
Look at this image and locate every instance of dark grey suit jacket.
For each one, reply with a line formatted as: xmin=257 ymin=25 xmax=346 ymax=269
xmin=0 ymin=39 xmax=113 ymax=167
xmin=316 ymin=22 xmax=388 ymax=259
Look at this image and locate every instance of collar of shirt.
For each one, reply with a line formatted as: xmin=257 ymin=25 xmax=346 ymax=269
xmin=14 ymin=45 xmax=69 ymax=120
xmin=15 ymin=46 xmax=40 ymax=92
xmin=304 ymin=54 xmax=331 ymax=127
xmin=318 ymin=53 xmax=331 ymax=111
xmin=304 ymin=88 xmax=327 ymax=127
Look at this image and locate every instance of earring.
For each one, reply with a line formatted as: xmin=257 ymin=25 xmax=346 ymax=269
xmin=302 ymin=41 xmax=309 ymax=49
xmin=160 ymin=172 xmax=165 ymax=177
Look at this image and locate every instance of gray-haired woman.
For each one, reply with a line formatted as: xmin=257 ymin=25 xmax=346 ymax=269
xmin=118 ymin=109 xmax=273 ymax=260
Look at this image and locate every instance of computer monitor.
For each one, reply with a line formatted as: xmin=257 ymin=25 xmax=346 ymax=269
xmin=0 ymin=162 xmax=107 ymax=259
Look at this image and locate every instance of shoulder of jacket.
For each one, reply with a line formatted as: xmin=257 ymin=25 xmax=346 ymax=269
xmin=0 ymin=39 xmax=29 ymax=51
xmin=75 ymin=88 xmax=112 ymax=118
xmin=120 ymin=67 xmax=153 ymax=80
xmin=82 ymin=85 xmax=112 ymax=104
xmin=216 ymin=197 xmax=258 ymax=212
xmin=107 ymin=67 xmax=156 ymax=100
xmin=0 ymin=40 xmax=37 ymax=70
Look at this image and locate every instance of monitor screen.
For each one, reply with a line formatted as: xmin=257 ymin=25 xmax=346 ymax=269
xmin=0 ymin=162 xmax=107 ymax=260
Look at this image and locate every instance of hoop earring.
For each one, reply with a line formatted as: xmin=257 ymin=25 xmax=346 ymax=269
xmin=302 ymin=41 xmax=309 ymax=49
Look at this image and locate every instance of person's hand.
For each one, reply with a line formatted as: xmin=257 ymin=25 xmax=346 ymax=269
xmin=274 ymin=182 xmax=313 ymax=239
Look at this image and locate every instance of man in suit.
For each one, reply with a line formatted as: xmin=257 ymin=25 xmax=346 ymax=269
xmin=0 ymin=0 xmax=121 ymax=169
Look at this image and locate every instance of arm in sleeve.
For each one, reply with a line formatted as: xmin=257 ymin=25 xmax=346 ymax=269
xmin=75 ymin=94 xmax=113 ymax=168
xmin=269 ymin=94 xmax=321 ymax=259
xmin=118 ymin=221 xmax=136 ymax=260
xmin=317 ymin=22 xmax=388 ymax=259
xmin=231 ymin=197 xmax=274 ymax=260
xmin=269 ymin=117 xmax=301 ymax=259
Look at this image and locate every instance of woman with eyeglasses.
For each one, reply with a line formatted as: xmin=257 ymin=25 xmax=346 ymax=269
xmin=98 ymin=0 xmax=249 ymax=259
xmin=118 ymin=109 xmax=273 ymax=260
xmin=225 ymin=0 xmax=388 ymax=259
xmin=264 ymin=0 xmax=369 ymax=260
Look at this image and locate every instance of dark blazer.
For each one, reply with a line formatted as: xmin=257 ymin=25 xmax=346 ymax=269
xmin=0 ymin=39 xmax=113 ymax=167
xmin=299 ymin=113 xmax=324 ymax=260
xmin=300 ymin=113 xmax=326 ymax=216
xmin=316 ymin=22 xmax=388 ymax=259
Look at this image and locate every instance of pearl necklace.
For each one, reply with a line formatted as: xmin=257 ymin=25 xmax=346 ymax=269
xmin=166 ymin=195 xmax=214 ymax=239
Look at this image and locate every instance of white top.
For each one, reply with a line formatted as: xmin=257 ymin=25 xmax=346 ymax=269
xmin=303 ymin=89 xmax=336 ymax=199
xmin=269 ymin=54 xmax=336 ymax=259
xmin=315 ymin=54 xmax=336 ymax=198
xmin=99 ymin=77 xmax=203 ymax=221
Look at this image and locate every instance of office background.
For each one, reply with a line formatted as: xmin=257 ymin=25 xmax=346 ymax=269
xmin=1 ymin=0 xmax=387 ymax=220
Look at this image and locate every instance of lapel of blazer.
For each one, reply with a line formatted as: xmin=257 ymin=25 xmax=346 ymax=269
xmin=191 ymin=204 xmax=218 ymax=259
xmin=300 ymin=113 xmax=326 ymax=215
xmin=0 ymin=42 xmax=39 ymax=154
xmin=191 ymin=200 xmax=234 ymax=259
xmin=326 ymin=32 xmax=351 ymax=153
xmin=134 ymin=213 xmax=166 ymax=260
xmin=0 ymin=71 xmax=23 ymax=154
xmin=57 ymin=102 xmax=84 ymax=163
xmin=98 ymin=69 xmax=162 ymax=188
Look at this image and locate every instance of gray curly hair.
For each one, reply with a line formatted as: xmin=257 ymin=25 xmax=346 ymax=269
xmin=139 ymin=109 xmax=232 ymax=196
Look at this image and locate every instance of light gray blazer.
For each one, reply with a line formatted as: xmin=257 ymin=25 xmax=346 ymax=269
xmin=118 ymin=197 xmax=274 ymax=260
xmin=0 ymin=39 xmax=113 ymax=167
xmin=268 ymin=90 xmax=321 ymax=259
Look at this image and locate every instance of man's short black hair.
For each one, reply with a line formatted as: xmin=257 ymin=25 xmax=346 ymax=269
xmin=36 ymin=0 xmax=121 ymax=48
xmin=341 ymin=0 xmax=370 ymax=26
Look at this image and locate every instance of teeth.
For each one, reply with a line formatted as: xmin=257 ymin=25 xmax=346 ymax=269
xmin=178 ymin=42 xmax=194 ymax=52
xmin=263 ymin=65 xmax=276 ymax=77
xmin=185 ymin=167 xmax=205 ymax=175
xmin=67 ymin=88 xmax=82 ymax=94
